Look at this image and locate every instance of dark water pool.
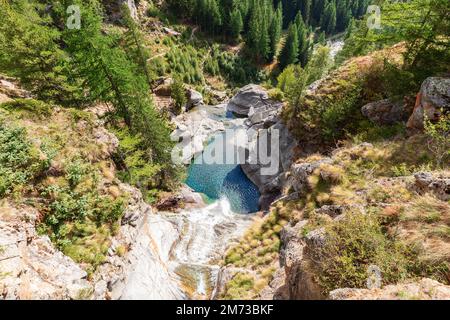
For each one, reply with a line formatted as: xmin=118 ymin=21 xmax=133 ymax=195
xmin=185 ymin=134 xmax=260 ymax=214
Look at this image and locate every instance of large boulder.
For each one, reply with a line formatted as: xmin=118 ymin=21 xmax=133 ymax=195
xmin=413 ymin=172 xmax=450 ymax=201
xmin=241 ymin=119 xmax=297 ymax=210
xmin=407 ymin=77 xmax=450 ymax=130
xmin=102 ymin=0 xmax=138 ymax=22
xmin=227 ymin=84 xmax=272 ymax=116
xmin=185 ymin=88 xmax=204 ymax=110
xmin=361 ymin=99 xmax=411 ymax=125
xmin=0 ymin=75 xmax=31 ymax=99
xmin=277 ymin=221 xmax=326 ymax=300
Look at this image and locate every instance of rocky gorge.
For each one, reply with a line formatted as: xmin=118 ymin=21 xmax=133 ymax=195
xmin=1 ymin=65 xmax=449 ymax=300
xmin=1 ymin=0 xmax=449 ymax=302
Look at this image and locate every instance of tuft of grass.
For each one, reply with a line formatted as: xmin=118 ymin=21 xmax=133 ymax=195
xmin=0 ymin=98 xmax=52 ymax=119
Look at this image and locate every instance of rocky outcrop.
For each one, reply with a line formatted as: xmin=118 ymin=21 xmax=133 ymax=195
xmin=286 ymin=158 xmax=333 ymax=195
xmin=233 ymin=84 xmax=297 ymax=210
xmin=413 ymin=172 xmax=450 ymax=201
xmin=118 ymin=211 xmax=185 ymax=300
xmin=154 ymin=77 xmax=173 ymax=96
xmin=156 ymin=186 xmax=205 ymax=212
xmin=407 ymin=77 xmax=450 ymax=130
xmin=172 ymin=107 xmax=226 ymax=164
xmin=0 ymin=75 xmax=31 ymax=100
xmin=241 ymin=119 xmax=297 ymax=210
xmin=329 ymin=278 xmax=450 ymax=300
xmin=361 ymin=99 xmax=411 ymax=125
xmin=102 ymin=0 xmax=138 ymax=22
xmin=276 ymin=221 xmax=326 ymax=300
xmin=227 ymin=84 xmax=274 ymax=116
xmin=186 ymin=88 xmax=204 ymax=111
xmin=0 ymin=202 xmax=91 ymax=300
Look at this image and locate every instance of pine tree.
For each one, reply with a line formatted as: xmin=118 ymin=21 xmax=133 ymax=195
xmin=122 ymin=5 xmax=153 ymax=87
xmin=269 ymin=2 xmax=283 ymax=59
xmin=230 ymin=8 xmax=244 ymax=41
xmin=62 ymin=0 xmax=176 ymax=180
xmin=0 ymin=0 xmax=75 ymax=104
xmin=336 ymin=0 xmax=350 ymax=32
xmin=320 ymin=0 xmax=337 ymax=34
xmin=258 ymin=1 xmax=271 ymax=61
xmin=279 ymin=23 xmax=299 ymax=69
xmin=299 ymin=0 xmax=312 ymax=25
xmin=312 ymin=0 xmax=326 ymax=25
xmin=296 ymin=15 xmax=309 ymax=67
xmin=208 ymin=0 xmax=222 ymax=36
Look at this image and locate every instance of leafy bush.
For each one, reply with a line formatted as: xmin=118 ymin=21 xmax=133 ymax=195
xmin=312 ymin=211 xmax=416 ymax=293
xmin=0 ymin=122 xmax=46 ymax=197
xmin=424 ymin=112 xmax=450 ymax=168
xmin=112 ymin=128 xmax=166 ymax=202
xmin=170 ymin=76 xmax=187 ymax=114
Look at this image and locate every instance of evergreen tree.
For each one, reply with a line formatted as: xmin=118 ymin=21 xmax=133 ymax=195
xmin=336 ymin=0 xmax=350 ymax=32
xmin=312 ymin=0 xmax=326 ymax=25
xmin=230 ymin=9 xmax=244 ymax=41
xmin=320 ymin=0 xmax=337 ymax=34
xmin=299 ymin=0 xmax=312 ymax=25
xmin=258 ymin=1 xmax=271 ymax=61
xmin=279 ymin=23 xmax=299 ymax=69
xmin=122 ymin=5 xmax=153 ymax=87
xmin=209 ymin=0 xmax=222 ymax=36
xmin=269 ymin=2 xmax=283 ymax=59
xmin=0 ymin=0 xmax=75 ymax=104
xmin=296 ymin=14 xmax=309 ymax=67
xmin=61 ymin=0 xmax=177 ymax=182
xmin=306 ymin=45 xmax=331 ymax=84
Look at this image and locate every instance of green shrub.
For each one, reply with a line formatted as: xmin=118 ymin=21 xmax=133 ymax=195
xmin=0 ymin=122 xmax=46 ymax=197
xmin=424 ymin=112 xmax=450 ymax=168
xmin=0 ymin=98 xmax=52 ymax=119
xmin=170 ymin=76 xmax=187 ymax=114
xmin=38 ymin=158 xmax=126 ymax=270
xmin=320 ymin=83 xmax=363 ymax=141
xmin=112 ymin=128 xmax=166 ymax=201
xmin=312 ymin=211 xmax=417 ymax=293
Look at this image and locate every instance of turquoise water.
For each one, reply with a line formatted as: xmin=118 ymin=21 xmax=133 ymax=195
xmin=186 ymin=134 xmax=260 ymax=214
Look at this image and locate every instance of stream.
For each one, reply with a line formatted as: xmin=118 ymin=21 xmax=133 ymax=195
xmin=168 ymin=104 xmax=260 ymax=299
xmin=122 ymin=104 xmax=260 ymax=300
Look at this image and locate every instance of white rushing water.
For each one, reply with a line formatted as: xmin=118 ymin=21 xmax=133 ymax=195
xmin=166 ymin=197 xmax=255 ymax=298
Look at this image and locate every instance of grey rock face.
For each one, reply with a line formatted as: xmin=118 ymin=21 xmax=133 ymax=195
xmin=234 ymin=84 xmax=297 ymax=210
xmin=315 ymin=205 xmax=345 ymax=218
xmin=227 ymin=84 xmax=272 ymax=116
xmin=0 ymin=204 xmax=91 ymax=299
xmin=241 ymin=119 xmax=297 ymax=210
xmin=361 ymin=99 xmax=410 ymax=125
xmin=407 ymin=77 xmax=450 ymax=130
xmin=413 ymin=172 xmax=450 ymax=201
xmin=186 ymin=89 xmax=204 ymax=110
xmin=287 ymin=158 xmax=333 ymax=194
xmin=277 ymin=221 xmax=326 ymax=300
